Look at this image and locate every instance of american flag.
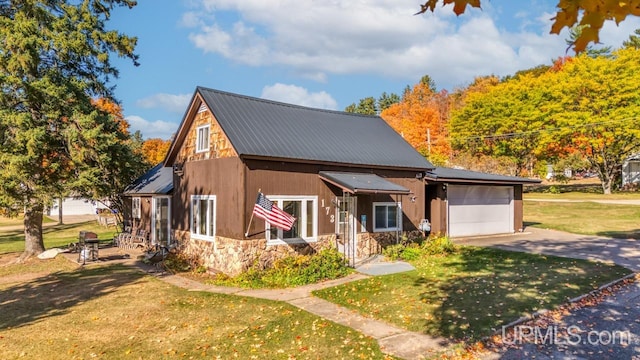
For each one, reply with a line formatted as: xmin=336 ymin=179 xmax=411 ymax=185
xmin=253 ymin=192 xmax=296 ymax=231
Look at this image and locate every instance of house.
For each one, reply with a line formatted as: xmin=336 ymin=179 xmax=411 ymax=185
xmin=123 ymin=163 xmax=173 ymax=245
xmin=424 ymin=167 xmax=540 ymax=237
xmin=48 ymin=197 xmax=109 ymax=217
xmin=622 ymin=154 xmax=640 ymax=187
xmin=123 ymin=86 xmax=539 ymax=275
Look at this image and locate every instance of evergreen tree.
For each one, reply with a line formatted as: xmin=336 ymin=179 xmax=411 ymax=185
xmin=566 ymin=25 xmax=612 ymax=58
xmin=623 ymin=28 xmax=640 ymax=49
xmin=377 ymin=92 xmax=400 ymax=112
xmin=0 ymin=0 xmax=145 ymax=258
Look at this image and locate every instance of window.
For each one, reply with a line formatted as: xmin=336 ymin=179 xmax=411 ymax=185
xmin=373 ymin=202 xmax=402 ymax=232
xmin=196 ymin=125 xmax=210 ymax=153
xmin=266 ymin=196 xmax=317 ymax=245
xmin=132 ymin=197 xmax=141 ymax=219
xmin=190 ymin=195 xmax=216 ymax=241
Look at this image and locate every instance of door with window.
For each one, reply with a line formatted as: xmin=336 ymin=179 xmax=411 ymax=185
xmin=152 ymin=197 xmax=171 ymax=246
xmin=336 ymin=195 xmax=357 ymax=266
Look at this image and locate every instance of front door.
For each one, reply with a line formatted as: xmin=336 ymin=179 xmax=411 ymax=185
xmin=152 ymin=197 xmax=171 ymax=246
xmin=336 ymin=194 xmax=357 ymax=266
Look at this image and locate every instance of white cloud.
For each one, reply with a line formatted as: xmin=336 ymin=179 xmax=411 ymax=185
xmin=135 ymin=93 xmax=191 ymax=113
xmin=185 ymin=0 xmax=572 ymax=89
xmin=127 ymin=115 xmax=178 ymax=140
xmin=184 ymin=0 xmax=564 ymax=87
xmin=260 ymin=83 xmax=337 ymax=110
xmin=598 ymin=17 xmax=640 ymax=48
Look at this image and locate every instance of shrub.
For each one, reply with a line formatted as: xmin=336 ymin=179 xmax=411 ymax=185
xmin=422 ymin=234 xmax=456 ymax=255
xmin=164 ymin=252 xmax=196 ymax=272
xmin=400 ymin=244 xmax=423 ymax=261
xmin=382 ymin=243 xmax=405 ymax=260
xmin=212 ymin=248 xmax=351 ymax=288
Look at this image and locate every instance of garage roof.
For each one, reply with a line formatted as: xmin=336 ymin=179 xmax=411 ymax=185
xmin=319 ymin=171 xmax=411 ymax=194
xmin=124 ymin=164 xmax=174 ymax=195
xmin=425 ymin=167 xmax=541 ymax=185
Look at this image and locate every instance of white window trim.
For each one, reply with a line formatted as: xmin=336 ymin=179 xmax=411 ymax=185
xmin=195 ymin=125 xmax=210 ymax=153
xmin=151 ymin=196 xmax=171 ymax=246
xmin=373 ymin=202 xmax=402 ymax=233
xmin=190 ymin=195 xmax=216 ymax=242
xmin=265 ymin=195 xmax=318 ymax=246
xmin=132 ymin=197 xmax=141 ymax=219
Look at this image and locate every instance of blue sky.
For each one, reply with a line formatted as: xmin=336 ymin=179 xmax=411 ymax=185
xmin=108 ymin=1 xmax=640 ymax=140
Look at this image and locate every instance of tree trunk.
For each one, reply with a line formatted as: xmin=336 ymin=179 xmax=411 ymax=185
xmin=601 ymin=176 xmax=613 ymax=194
xmin=58 ymin=196 xmax=64 ymax=224
xmin=22 ymin=203 xmax=45 ymax=260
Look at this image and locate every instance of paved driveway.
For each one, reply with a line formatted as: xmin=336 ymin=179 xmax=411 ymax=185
xmin=456 ymin=228 xmax=640 ymax=359
xmin=456 ymin=227 xmax=640 ymax=272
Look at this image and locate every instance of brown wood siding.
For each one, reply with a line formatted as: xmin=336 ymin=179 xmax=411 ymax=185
xmin=513 ymin=184 xmax=524 ymax=231
xmin=122 ymin=195 xmax=152 ymax=233
xmin=243 ymin=160 xmax=425 ymax=238
xmin=426 ymin=184 xmax=447 ymax=235
xmin=172 ymin=157 xmax=246 ymax=238
xmin=177 ymin=109 xmax=237 ymax=164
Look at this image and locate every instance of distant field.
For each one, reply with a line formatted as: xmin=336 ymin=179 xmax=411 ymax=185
xmin=524 ymin=192 xmax=640 ymax=200
xmin=524 ymin=201 xmax=640 ymax=238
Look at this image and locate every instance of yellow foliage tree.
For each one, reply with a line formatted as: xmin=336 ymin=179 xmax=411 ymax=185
xmin=141 ymin=138 xmax=171 ymax=165
xmin=415 ymin=0 xmax=640 ymax=53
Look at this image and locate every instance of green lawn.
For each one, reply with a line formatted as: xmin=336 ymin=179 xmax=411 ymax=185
xmin=313 ymin=247 xmax=630 ymax=342
xmin=524 ymin=192 xmax=640 ymax=200
xmin=0 ymin=221 xmax=116 ymax=254
xmin=524 ymin=201 xmax=640 ymax=238
xmin=0 ymin=259 xmax=392 ymax=359
xmin=0 ymin=215 xmax=55 ymax=227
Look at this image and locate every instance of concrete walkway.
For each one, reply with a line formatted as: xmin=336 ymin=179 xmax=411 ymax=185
xmin=67 ymin=247 xmax=450 ymax=360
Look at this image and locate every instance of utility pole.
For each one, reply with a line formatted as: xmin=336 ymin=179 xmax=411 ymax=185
xmin=426 ymin=128 xmax=432 ymax=155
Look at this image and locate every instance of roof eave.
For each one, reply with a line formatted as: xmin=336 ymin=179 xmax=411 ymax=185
xmin=424 ymin=177 xmax=541 ymax=185
xmin=241 ymin=154 xmax=433 ymax=172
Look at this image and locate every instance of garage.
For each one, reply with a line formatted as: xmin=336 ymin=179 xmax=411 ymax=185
xmin=424 ymin=167 xmax=540 ymax=237
xmin=447 ymin=185 xmax=513 ymax=237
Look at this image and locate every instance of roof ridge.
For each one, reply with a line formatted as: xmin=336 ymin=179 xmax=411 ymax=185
xmin=196 ymin=85 xmax=380 ymax=119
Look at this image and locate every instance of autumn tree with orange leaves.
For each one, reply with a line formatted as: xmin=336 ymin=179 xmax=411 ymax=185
xmin=381 ymin=76 xmax=451 ymax=165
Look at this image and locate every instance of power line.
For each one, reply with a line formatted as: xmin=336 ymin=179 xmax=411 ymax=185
xmin=451 ymin=117 xmax=638 ymax=141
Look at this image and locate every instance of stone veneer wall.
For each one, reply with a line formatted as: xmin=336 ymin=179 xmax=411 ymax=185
xmin=177 ymin=109 xmax=236 ymax=164
xmin=174 ymin=230 xmax=336 ymax=276
xmin=174 ymin=229 xmax=427 ymax=275
xmin=356 ymin=230 xmax=425 ymax=259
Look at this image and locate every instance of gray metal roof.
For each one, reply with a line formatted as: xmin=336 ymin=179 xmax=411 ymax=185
xmin=319 ymin=171 xmax=411 ymax=194
xmin=197 ymin=87 xmax=433 ymax=170
xmin=425 ymin=167 xmax=541 ymax=184
xmin=124 ymin=164 xmax=174 ymax=195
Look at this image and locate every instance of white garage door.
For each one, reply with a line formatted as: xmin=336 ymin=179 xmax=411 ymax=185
xmin=447 ymin=185 xmax=514 ymax=237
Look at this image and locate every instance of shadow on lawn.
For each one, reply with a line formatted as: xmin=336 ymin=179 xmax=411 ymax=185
xmin=596 ymin=229 xmax=640 ymax=239
xmin=0 ymin=264 xmax=144 ymax=330
xmin=413 ymin=247 xmax=630 ymax=341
